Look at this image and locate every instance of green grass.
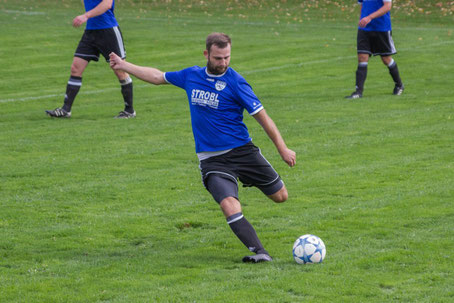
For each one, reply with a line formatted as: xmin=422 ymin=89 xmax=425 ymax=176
xmin=1 ymin=0 xmax=453 ymax=302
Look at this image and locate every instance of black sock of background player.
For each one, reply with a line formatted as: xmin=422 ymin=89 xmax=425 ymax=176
xmin=62 ymin=76 xmax=82 ymax=112
xmin=227 ymin=212 xmax=268 ymax=255
xmin=355 ymin=62 xmax=368 ymax=94
xmin=387 ymin=59 xmax=403 ymax=87
xmin=120 ymin=77 xmax=134 ymax=113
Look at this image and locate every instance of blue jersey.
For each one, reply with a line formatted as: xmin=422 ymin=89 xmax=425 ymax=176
xmin=84 ymin=0 xmax=118 ymax=30
xmin=164 ymin=66 xmax=264 ymax=153
xmin=358 ymin=0 xmax=392 ymax=32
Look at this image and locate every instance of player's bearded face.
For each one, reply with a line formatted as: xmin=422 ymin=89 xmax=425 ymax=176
xmin=206 ymin=44 xmax=231 ymax=75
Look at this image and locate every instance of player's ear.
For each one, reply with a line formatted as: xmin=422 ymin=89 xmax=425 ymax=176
xmin=203 ymin=50 xmax=209 ymax=59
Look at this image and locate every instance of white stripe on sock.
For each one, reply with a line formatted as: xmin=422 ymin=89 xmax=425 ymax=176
xmin=387 ymin=59 xmax=395 ymax=67
xmin=67 ymin=81 xmax=82 ymax=86
xmin=227 ymin=214 xmax=244 ymax=224
xmin=120 ymin=77 xmax=132 ymax=85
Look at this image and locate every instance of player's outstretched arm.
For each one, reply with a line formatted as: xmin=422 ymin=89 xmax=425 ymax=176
xmin=109 ymin=52 xmax=167 ymax=85
xmin=73 ymin=0 xmax=113 ymax=27
xmin=253 ymin=109 xmax=296 ymax=167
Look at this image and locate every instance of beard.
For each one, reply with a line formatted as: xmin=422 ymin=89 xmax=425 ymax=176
xmin=206 ymin=59 xmax=228 ymax=75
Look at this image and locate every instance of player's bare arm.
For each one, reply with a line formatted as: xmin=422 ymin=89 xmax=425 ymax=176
xmin=253 ymin=109 xmax=296 ymax=167
xmin=359 ymin=1 xmax=392 ymax=28
xmin=109 ymin=52 xmax=167 ymax=85
xmin=73 ymin=0 xmax=113 ymax=27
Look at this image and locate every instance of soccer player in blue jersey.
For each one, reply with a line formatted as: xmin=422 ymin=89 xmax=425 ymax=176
xmin=46 ymin=0 xmax=135 ymax=118
xmin=346 ymin=0 xmax=404 ymax=99
xmin=109 ymin=33 xmax=296 ymax=263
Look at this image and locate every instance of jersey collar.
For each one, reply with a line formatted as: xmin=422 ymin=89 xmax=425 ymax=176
xmin=205 ymin=67 xmax=229 ymax=78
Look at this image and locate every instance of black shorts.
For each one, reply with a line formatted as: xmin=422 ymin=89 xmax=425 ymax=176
xmin=357 ymin=29 xmax=397 ymax=56
xmin=200 ymin=142 xmax=284 ymax=203
xmin=74 ymin=26 xmax=126 ymax=62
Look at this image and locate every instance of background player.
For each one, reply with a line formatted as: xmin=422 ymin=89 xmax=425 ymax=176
xmin=46 ymin=0 xmax=135 ymax=118
xmin=346 ymin=0 xmax=404 ymax=99
xmin=109 ymin=33 xmax=296 ymax=263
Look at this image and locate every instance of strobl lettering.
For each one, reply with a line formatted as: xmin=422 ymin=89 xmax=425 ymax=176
xmin=191 ymin=89 xmax=219 ymax=108
xmin=209 ymin=92 xmax=218 ymax=101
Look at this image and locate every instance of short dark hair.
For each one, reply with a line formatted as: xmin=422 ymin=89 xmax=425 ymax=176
xmin=206 ymin=32 xmax=231 ymax=52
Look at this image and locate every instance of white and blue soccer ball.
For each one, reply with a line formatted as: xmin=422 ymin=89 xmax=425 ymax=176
xmin=292 ymin=234 xmax=326 ymax=264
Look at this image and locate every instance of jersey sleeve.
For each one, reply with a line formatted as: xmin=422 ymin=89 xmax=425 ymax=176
xmin=235 ymin=77 xmax=264 ymax=115
xmin=164 ymin=67 xmax=192 ymax=89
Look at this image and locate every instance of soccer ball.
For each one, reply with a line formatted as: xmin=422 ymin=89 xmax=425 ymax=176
xmin=292 ymin=234 xmax=326 ymax=264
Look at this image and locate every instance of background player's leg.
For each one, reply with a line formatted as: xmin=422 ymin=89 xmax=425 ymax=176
xmin=62 ymin=57 xmax=89 ymax=112
xmin=113 ymin=69 xmax=135 ymax=117
xmin=381 ymin=55 xmax=404 ymax=95
xmin=46 ymin=57 xmax=88 ymax=117
xmin=355 ymin=53 xmax=369 ymax=96
xmin=346 ymin=53 xmax=369 ymax=99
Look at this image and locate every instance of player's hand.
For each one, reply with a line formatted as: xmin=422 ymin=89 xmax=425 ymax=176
xmin=358 ymin=16 xmax=371 ymax=28
xmin=109 ymin=52 xmax=123 ymax=70
xmin=280 ymin=148 xmax=296 ymax=167
xmin=73 ymin=14 xmax=88 ymax=27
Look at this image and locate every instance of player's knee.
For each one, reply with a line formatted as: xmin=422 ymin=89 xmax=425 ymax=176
xmin=70 ymin=63 xmax=83 ymax=76
xmin=274 ymin=192 xmax=288 ymax=203
xmin=220 ymin=196 xmax=242 ymax=217
xmin=358 ymin=54 xmax=369 ymax=63
xmin=270 ymin=187 xmax=288 ymax=203
xmin=381 ymin=56 xmax=392 ymax=65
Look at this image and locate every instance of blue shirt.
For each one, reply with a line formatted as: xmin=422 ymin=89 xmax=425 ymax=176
xmin=164 ymin=66 xmax=264 ymax=153
xmin=358 ymin=0 xmax=392 ymax=32
xmin=84 ymin=0 xmax=118 ymax=30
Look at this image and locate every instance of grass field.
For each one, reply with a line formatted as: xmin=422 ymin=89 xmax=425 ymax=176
xmin=1 ymin=0 xmax=453 ymax=302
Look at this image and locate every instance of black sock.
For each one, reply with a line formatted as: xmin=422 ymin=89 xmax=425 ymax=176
xmin=62 ymin=76 xmax=82 ymax=112
xmin=227 ymin=212 xmax=268 ymax=255
xmin=355 ymin=62 xmax=368 ymax=94
xmin=120 ymin=77 xmax=134 ymax=113
xmin=388 ymin=60 xmax=403 ymax=87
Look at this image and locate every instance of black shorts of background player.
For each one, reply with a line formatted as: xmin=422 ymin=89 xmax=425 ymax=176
xmin=45 ymin=0 xmax=135 ymax=119
xmin=346 ymin=0 xmax=404 ymax=99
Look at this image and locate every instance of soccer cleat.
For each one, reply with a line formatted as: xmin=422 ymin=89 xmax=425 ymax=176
xmin=45 ymin=108 xmax=71 ymax=118
xmin=393 ymin=84 xmax=404 ymax=96
xmin=345 ymin=91 xmax=362 ymax=99
xmin=242 ymin=253 xmax=273 ymax=263
xmin=115 ymin=110 xmax=136 ymax=119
